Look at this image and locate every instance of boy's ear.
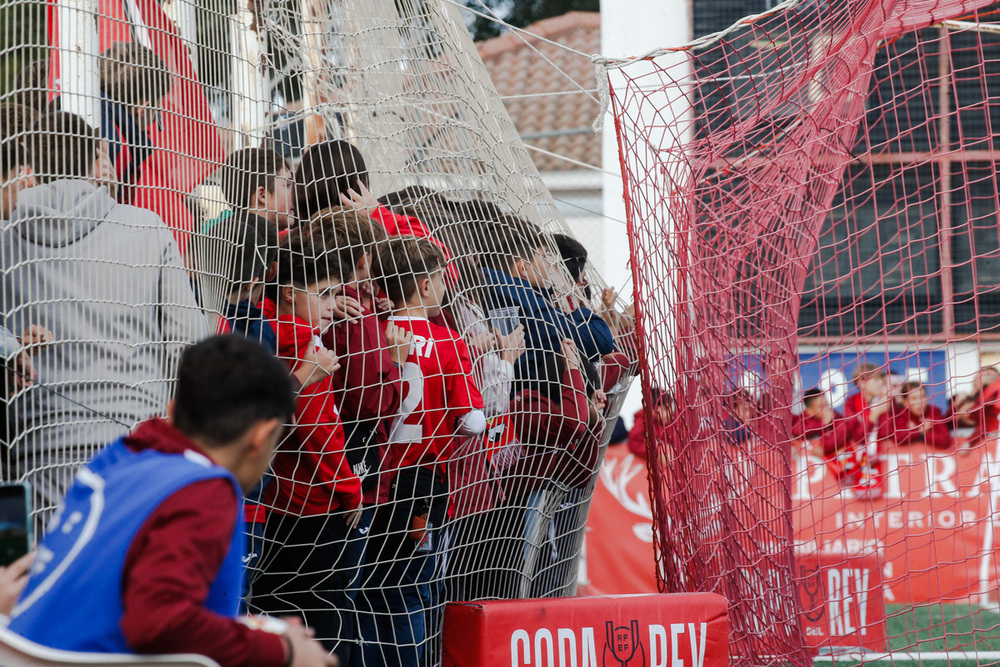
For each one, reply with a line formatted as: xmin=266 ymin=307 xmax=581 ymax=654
xmin=417 ymin=275 xmax=432 ymax=298
xmin=356 ymin=253 xmax=370 ymax=275
xmin=280 ymin=284 xmax=295 ymax=305
xmin=253 ymin=185 xmax=268 ymax=209
xmin=246 ymin=417 xmax=282 ymax=456
xmin=510 ymin=257 xmax=528 ymax=280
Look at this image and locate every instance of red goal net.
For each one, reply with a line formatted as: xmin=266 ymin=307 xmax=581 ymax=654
xmin=606 ymin=0 xmax=1000 ymax=664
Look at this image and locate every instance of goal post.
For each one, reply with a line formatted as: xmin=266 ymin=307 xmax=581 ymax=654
xmin=605 ymin=0 xmax=1000 ymax=664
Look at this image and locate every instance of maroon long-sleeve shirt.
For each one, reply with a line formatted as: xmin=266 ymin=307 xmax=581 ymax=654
xmin=492 ymin=368 xmax=595 ymax=498
xmin=322 ymin=284 xmax=402 ymax=441
xmin=877 ymin=405 xmax=952 ymax=449
xmin=120 ymin=419 xmax=286 ymax=667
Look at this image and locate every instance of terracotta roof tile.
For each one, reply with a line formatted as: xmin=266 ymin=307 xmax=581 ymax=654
xmin=478 ymin=12 xmax=601 ymax=172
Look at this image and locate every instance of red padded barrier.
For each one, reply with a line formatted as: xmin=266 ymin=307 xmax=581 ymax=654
xmin=797 ymin=553 xmax=887 ymax=653
xmin=442 ymin=593 xmax=729 ymax=667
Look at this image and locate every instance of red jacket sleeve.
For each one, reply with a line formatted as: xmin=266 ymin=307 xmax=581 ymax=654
xmin=628 ymin=409 xmax=646 ymax=457
xmin=821 ymin=416 xmax=865 ymax=457
xmin=293 ymin=385 xmax=363 ymax=511
xmin=446 ymin=335 xmax=485 ymax=415
xmin=924 ymin=406 xmax=952 ymax=450
xmin=121 ymin=479 xmax=286 ymax=667
xmin=510 ymin=368 xmax=590 ymax=449
xmin=323 ymin=307 xmax=402 ymax=426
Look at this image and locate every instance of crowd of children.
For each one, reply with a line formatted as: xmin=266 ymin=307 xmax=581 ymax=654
xmin=0 ymin=41 xmax=637 ymax=667
xmin=793 ymin=363 xmax=1000 ymax=498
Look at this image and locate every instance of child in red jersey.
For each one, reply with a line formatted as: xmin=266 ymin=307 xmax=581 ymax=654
xmin=362 ymin=236 xmax=485 ymax=667
xmin=304 ymin=208 xmax=410 ymax=499
xmin=794 ymin=388 xmax=837 ymax=441
xmin=877 ymin=380 xmax=951 ymax=449
xmin=487 ymin=338 xmax=596 ymax=501
xmin=250 ymin=228 xmax=362 ymax=661
xmin=845 ymin=363 xmax=893 ymax=431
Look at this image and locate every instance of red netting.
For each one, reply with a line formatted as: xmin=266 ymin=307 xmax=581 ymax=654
xmin=608 ymin=0 xmax=1000 ymax=664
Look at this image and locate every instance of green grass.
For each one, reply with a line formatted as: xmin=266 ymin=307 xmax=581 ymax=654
xmin=884 ymin=604 xmax=1000 ymax=653
xmin=816 ymin=604 xmax=1000 ymax=666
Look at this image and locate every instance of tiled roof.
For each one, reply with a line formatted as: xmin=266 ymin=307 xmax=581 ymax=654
xmin=478 ymin=12 xmax=601 ymax=172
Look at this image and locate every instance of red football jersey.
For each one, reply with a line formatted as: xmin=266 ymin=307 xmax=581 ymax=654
xmin=265 ymin=311 xmax=362 ymax=516
xmin=383 ymin=316 xmax=484 ymax=481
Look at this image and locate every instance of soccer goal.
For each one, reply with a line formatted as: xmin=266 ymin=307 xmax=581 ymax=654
xmin=0 ymin=0 xmax=636 ymax=663
xmin=602 ymin=0 xmax=1000 ymax=664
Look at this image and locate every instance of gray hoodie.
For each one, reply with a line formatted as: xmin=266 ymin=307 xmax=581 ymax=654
xmin=1 ymin=180 xmax=209 ymax=466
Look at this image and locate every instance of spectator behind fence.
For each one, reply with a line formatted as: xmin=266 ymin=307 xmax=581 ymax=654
xmin=1 ymin=103 xmax=40 ymax=220
xmin=211 ymin=147 xmax=296 ymax=232
xmin=877 ymin=380 xmax=951 ymax=449
xmin=487 ymin=338 xmax=594 ymax=506
xmin=628 ymin=388 xmax=672 ymax=459
xmin=948 ymin=366 xmax=1000 ymax=448
xmin=380 ymin=189 xmax=527 ymax=417
xmin=364 ymin=235 xmax=485 ymax=667
xmin=99 ymin=42 xmax=171 ymax=204
xmin=303 ymin=208 xmax=411 ymax=663
xmin=253 ymin=228 xmax=362 ymax=662
xmin=7 ymin=335 xmax=335 ymax=667
xmin=196 ymin=213 xmax=280 ymax=349
xmin=845 ymin=363 xmax=892 ymax=431
xmin=10 ymin=60 xmax=49 ymax=113
xmin=479 ymin=340 xmax=604 ymax=599
xmin=794 ymin=388 xmax=837 ymax=440
xmin=295 ymin=140 xmax=457 ymax=279
xmin=307 ymin=208 xmax=407 ymax=501
xmin=532 ymin=357 xmax=608 ymax=598
xmin=477 ymin=219 xmax=615 ymax=383
xmin=1 ymin=111 xmax=209 ymax=520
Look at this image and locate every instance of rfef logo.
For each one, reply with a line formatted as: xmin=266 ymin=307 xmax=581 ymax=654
xmin=604 ymin=620 xmax=645 ymax=667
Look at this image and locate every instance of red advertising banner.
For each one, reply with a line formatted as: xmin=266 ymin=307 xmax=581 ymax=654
xmin=581 ymin=444 xmax=659 ymax=596
xmin=796 ymin=553 xmax=887 ymax=652
xmin=793 ymin=439 xmax=1000 ymax=606
xmin=442 ymin=594 xmax=730 ymax=667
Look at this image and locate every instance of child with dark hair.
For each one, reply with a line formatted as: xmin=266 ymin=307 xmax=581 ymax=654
xmin=304 ymin=208 xmax=415 ymax=665
xmin=252 ymin=228 xmax=363 ymax=660
xmin=306 ymin=208 xmax=409 ymax=498
xmin=216 ymin=147 xmax=295 ymax=230
xmin=365 ymin=235 xmax=485 ymax=667
xmin=477 ymin=220 xmax=615 ymax=383
xmin=294 ymin=141 xmax=457 ymax=273
xmin=196 ymin=215 xmax=278 ymax=343
xmin=552 ymin=233 xmax=591 ymax=300
xmin=877 ymin=380 xmax=950 ymax=449
xmin=794 ymin=388 xmax=837 ymax=440
xmin=99 ymin=42 xmax=172 ymax=203
xmin=8 ymin=335 xmax=336 ymax=667
xmin=11 ymin=60 xmax=50 ymax=113
xmin=191 ymin=214 xmax=333 ymax=608
xmin=382 ymin=191 xmax=527 ymax=418
xmin=472 ymin=338 xmax=605 ymax=599
xmin=491 ymin=338 xmax=597 ymax=498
